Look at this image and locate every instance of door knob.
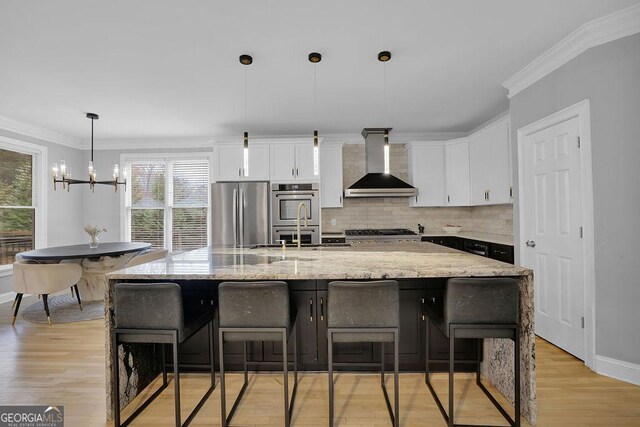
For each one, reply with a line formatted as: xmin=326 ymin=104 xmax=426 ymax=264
xmin=525 ymin=240 xmax=536 ymax=248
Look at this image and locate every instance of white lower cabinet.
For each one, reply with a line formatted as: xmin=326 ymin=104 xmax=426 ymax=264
xmin=320 ymin=145 xmax=343 ymax=208
xmin=408 ymin=143 xmax=446 ymax=207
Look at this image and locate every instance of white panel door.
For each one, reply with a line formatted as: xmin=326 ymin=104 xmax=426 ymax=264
xmin=295 ymin=143 xmax=317 ymax=181
xmin=470 ymin=132 xmax=492 ymax=205
xmin=320 ymin=145 xmax=343 ymax=207
xmin=270 ymin=144 xmax=297 ymax=181
xmin=522 ymin=116 xmax=584 ymax=359
xmin=409 ymin=144 xmax=445 ymax=207
xmin=215 ymin=145 xmax=243 ymax=181
xmin=446 ymin=140 xmax=470 ymax=206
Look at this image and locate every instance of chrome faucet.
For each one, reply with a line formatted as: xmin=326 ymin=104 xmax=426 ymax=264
xmin=293 ymin=202 xmax=308 ymax=249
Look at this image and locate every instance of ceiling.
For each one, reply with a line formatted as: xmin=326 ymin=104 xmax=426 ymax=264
xmin=0 ymin=0 xmax=638 ymax=142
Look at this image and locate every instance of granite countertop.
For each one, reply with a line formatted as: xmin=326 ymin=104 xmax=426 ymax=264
xmin=421 ymin=231 xmax=514 ymax=246
xmin=107 ymin=243 xmax=529 ymax=281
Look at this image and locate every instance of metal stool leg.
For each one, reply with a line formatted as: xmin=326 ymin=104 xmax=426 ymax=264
xmin=219 ymin=330 xmax=227 ymax=427
xmin=425 ymin=318 xmax=430 ymax=384
xmin=113 ymin=333 xmax=121 ymax=427
xmin=449 ymin=327 xmax=455 ymax=427
xmin=42 ymin=294 xmax=51 ymax=326
xmin=210 ymin=321 xmax=216 ymax=389
xmin=73 ymin=284 xmax=82 ymax=311
xmin=162 ymin=343 xmax=168 ymax=386
xmin=282 ymin=330 xmax=290 ymax=427
xmin=393 ymin=331 xmax=399 ymax=427
xmin=328 ymin=330 xmax=334 ymax=427
xmin=381 ymin=343 xmax=385 ymax=386
xmin=172 ymin=331 xmax=181 ymax=427
xmin=514 ymin=327 xmax=521 ymax=427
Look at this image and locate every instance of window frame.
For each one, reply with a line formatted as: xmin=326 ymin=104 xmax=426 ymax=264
xmin=120 ymin=152 xmax=213 ymax=253
xmin=0 ymin=136 xmax=48 ymax=276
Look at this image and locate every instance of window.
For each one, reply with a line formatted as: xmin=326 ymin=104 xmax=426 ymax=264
xmin=124 ymin=156 xmax=209 ymax=252
xmin=0 ymin=138 xmax=46 ymax=269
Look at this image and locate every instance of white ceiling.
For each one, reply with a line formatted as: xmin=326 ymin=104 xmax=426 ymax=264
xmin=0 ymin=0 xmax=638 ymax=142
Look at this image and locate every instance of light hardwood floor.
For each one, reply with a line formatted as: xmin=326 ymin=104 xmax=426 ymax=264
xmin=1 ymin=296 xmax=639 ymax=426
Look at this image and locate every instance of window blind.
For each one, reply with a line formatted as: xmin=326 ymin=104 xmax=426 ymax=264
xmin=170 ymin=159 xmax=208 ymax=251
xmin=0 ymin=148 xmax=36 ymax=265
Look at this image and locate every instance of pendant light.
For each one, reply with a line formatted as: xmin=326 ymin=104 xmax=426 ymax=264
xmin=240 ymin=54 xmax=253 ymax=177
xmin=309 ymin=52 xmax=322 ymax=176
xmin=51 ymin=113 xmax=126 ymax=192
xmin=378 ymin=51 xmax=391 ymax=174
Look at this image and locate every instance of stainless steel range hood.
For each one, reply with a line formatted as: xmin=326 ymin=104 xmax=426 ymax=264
xmin=344 ymin=128 xmax=418 ymax=198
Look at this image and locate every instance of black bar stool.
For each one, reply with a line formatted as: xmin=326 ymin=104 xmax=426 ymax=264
xmin=217 ymin=281 xmax=298 ymax=427
xmin=424 ymin=277 xmax=520 ymax=427
xmin=327 ymin=280 xmax=400 ymax=427
xmin=112 ymin=283 xmax=215 ymax=427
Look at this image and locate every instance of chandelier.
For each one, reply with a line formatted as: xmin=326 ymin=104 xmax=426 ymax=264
xmin=51 ymin=113 xmax=126 ymax=192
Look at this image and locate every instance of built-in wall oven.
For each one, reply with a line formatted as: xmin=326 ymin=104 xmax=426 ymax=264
xmin=271 ymin=183 xmax=320 ymax=244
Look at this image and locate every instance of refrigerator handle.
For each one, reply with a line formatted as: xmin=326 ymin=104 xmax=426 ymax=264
xmin=232 ymin=188 xmax=238 ymax=247
xmin=239 ymin=187 xmax=244 ymax=246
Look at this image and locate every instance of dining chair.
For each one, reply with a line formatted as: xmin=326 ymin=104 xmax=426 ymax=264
xmin=12 ymin=261 xmax=83 ymax=326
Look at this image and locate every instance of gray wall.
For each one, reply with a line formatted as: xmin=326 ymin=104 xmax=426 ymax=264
xmin=510 ymin=33 xmax=640 ymax=365
xmin=0 ymin=130 xmax=85 ymax=293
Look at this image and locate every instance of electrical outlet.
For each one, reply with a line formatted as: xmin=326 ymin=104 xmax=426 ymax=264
xmin=331 ymin=218 xmax=337 ymax=226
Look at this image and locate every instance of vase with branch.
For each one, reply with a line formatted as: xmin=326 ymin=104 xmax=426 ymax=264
xmin=84 ymin=225 xmax=107 ymax=248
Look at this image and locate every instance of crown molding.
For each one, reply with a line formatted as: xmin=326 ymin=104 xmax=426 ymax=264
xmin=0 ymin=114 xmax=84 ymax=150
xmin=503 ymin=3 xmax=640 ymax=98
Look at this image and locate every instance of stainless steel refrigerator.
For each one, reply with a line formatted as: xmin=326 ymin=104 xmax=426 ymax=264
xmin=211 ymin=182 xmax=270 ymax=247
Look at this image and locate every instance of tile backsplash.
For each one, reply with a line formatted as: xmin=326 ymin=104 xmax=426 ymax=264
xmin=321 ymin=144 xmax=513 ymax=235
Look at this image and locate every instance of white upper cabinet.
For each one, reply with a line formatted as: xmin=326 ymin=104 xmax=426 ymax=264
xmin=270 ymin=144 xmax=297 ymax=181
xmin=445 ymin=140 xmax=471 ymax=206
xmin=295 ymin=144 xmax=317 ymax=181
xmin=408 ymin=143 xmax=446 ymax=207
xmin=213 ymin=143 xmax=269 ymax=181
xmin=320 ymin=144 xmax=343 ymax=208
xmin=469 ymin=117 xmax=512 ymax=205
xmin=270 ymin=142 xmax=319 ymax=182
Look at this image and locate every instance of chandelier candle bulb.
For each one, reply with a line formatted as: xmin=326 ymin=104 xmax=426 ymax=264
xmin=51 ymin=162 xmax=58 ymax=178
xmin=113 ymin=163 xmax=119 ymax=179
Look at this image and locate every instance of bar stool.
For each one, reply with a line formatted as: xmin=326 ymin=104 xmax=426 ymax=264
xmin=424 ymin=277 xmax=520 ymax=427
xmin=327 ymin=280 xmax=400 ymax=427
xmin=217 ymin=281 xmax=298 ymax=427
xmin=112 ymin=283 xmax=215 ymax=427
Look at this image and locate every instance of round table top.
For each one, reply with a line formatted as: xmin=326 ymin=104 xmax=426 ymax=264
xmin=19 ymin=242 xmax=151 ymax=261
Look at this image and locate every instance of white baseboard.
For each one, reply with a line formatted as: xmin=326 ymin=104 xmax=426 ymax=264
xmin=0 ymin=291 xmax=16 ymax=305
xmin=595 ymin=355 xmax=640 ymax=386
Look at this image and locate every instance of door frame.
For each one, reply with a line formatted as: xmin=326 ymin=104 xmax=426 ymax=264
xmin=516 ymin=99 xmax=596 ymax=370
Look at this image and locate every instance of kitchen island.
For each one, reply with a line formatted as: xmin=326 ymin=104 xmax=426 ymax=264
xmin=106 ymin=243 xmax=536 ymax=424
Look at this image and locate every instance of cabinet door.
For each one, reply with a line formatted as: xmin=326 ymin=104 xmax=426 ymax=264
xmin=263 ymin=290 xmax=318 ymax=368
xmin=409 ymin=144 xmax=445 ymax=207
xmin=214 ymin=145 xmax=243 ymax=181
xmin=320 ymin=146 xmax=343 ymax=208
xmin=295 ymin=144 xmax=318 ymax=181
xmin=375 ymin=289 xmax=426 ymax=371
xmin=270 ymin=144 xmax=297 ymax=181
xmin=470 ymin=132 xmax=492 ymax=205
xmin=488 ymin=121 xmax=512 ymax=204
xmin=317 ymin=290 xmax=374 ymax=367
xmin=246 ymin=143 xmax=270 ymax=181
xmin=446 ymin=141 xmax=471 ymax=206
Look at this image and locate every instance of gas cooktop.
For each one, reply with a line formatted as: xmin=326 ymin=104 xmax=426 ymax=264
xmin=345 ymin=228 xmax=418 ymax=236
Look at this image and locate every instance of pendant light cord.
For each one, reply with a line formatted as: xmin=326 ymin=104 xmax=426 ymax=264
xmin=383 ymin=61 xmax=388 ymax=129
xmin=314 ymin=64 xmax=317 ymax=129
xmin=91 ymin=117 xmax=94 ymax=162
xmin=244 ymin=65 xmax=248 ymax=130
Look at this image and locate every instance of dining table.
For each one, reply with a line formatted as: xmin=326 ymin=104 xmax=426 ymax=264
xmin=18 ymin=242 xmax=151 ymax=301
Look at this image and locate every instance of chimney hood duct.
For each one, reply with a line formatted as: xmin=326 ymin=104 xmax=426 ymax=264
xmin=344 ymin=128 xmax=418 ymax=198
